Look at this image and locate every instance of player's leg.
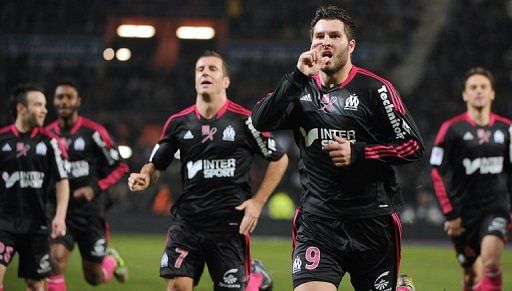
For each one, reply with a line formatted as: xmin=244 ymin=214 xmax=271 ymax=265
xmin=47 ymin=243 xmax=71 ymax=291
xmin=18 ymin=234 xmax=52 ymax=291
xmin=0 ymin=231 xmax=17 ymax=291
xmin=347 ymin=214 xmax=400 ymax=291
xmin=205 ymin=232 xmax=247 ymax=291
xmin=248 ymin=259 xmax=273 ymax=291
xmin=477 ymin=214 xmax=509 ymax=291
xmin=160 ymin=224 xmax=204 ymax=291
xmin=292 ymin=212 xmax=343 ymax=291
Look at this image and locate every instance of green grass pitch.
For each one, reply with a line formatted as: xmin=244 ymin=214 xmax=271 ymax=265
xmin=4 ymin=234 xmax=511 ymax=290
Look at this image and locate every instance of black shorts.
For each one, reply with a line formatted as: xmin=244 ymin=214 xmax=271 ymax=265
xmin=50 ymin=215 xmax=107 ymax=263
xmin=160 ymin=222 xmax=251 ymax=291
xmin=292 ymin=210 xmax=402 ymax=291
xmin=452 ymin=211 xmax=510 ymax=268
xmin=0 ymin=231 xmax=51 ymax=279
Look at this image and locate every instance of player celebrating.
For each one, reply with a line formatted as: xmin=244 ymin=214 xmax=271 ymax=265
xmin=45 ymin=81 xmax=129 ymax=290
xmin=430 ymin=67 xmax=510 ymax=291
xmin=129 ymin=51 xmax=288 ymax=291
xmin=0 ymin=84 xmax=69 ymax=291
xmin=251 ymin=6 xmax=424 ymax=291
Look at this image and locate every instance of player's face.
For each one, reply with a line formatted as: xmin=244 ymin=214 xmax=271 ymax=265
xmin=20 ymin=91 xmax=47 ymax=128
xmin=311 ymin=19 xmax=355 ymax=75
xmin=463 ymin=74 xmax=495 ymax=110
xmin=54 ymin=85 xmax=81 ymax=119
xmin=195 ymin=56 xmax=230 ymax=98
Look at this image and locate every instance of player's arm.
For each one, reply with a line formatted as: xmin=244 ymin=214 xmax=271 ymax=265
xmin=237 ymin=120 xmax=289 ymax=234
xmin=75 ymin=129 xmax=129 ymax=201
xmin=48 ymin=136 xmax=70 ymax=238
xmin=128 ymin=162 xmax=161 ymax=192
xmin=430 ymin=122 xmax=464 ymax=236
xmin=52 ymin=178 xmax=69 ymax=238
xmin=128 ymin=115 xmax=178 ymax=192
xmin=236 ymin=154 xmax=288 ymax=234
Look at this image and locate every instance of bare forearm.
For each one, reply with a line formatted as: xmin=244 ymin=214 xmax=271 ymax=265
xmin=141 ymin=163 xmax=161 ymax=186
xmin=55 ymin=179 xmax=70 ymax=220
xmin=253 ymin=154 xmax=289 ymax=204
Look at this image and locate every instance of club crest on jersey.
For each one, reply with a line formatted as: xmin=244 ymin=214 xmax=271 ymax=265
xmin=493 ymin=130 xmax=504 ymax=144
xmin=344 ymin=94 xmax=359 ymax=111
xmin=183 ymin=130 xmax=194 ymax=140
xmin=319 ymin=94 xmax=337 ymax=112
xmin=1 ymin=143 xmax=12 ymax=152
xmin=16 ymin=142 xmax=30 ymax=157
xmin=222 ymin=125 xmax=236 ymax=141
xmin=36 ymin=142 xmax=47 ymax=155
xmin=74 ymin=137 xmax=85 ymax=151
xmin=201 ymin=125 xmax=217 ymax=143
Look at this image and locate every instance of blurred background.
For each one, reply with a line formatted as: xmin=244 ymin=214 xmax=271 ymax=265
xmin=1 ymin=0 xmax=512 ymax=240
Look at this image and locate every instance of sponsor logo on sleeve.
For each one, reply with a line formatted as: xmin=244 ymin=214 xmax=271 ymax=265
xmin=430 ymin=146 xmax=444 ymax=166
xmin=378 ymin=85 xmax=407 ymax=140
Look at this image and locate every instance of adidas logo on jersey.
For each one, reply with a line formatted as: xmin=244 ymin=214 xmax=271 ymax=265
xmin=463 ymin=132 xmax=474 ymax=140
xmin=300 ymin=94 xmax=312 ymax=101
xmin=183 ymin=130 xmax=194 ymax=140
xmin=1 ymin=143 xmax=12 ymax=152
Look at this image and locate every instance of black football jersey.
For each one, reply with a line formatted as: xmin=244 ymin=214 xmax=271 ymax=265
xmin=0 ymin=125 xmax=68 ymax=234
xmin=46 ymin=116 xmax=128 ymax=216
xmin=430 ymin=112 xmax=512 ymax=219
xmin=252 ymin=67 xmax=424 ymax=219
xmin=149 ymin=100 xmax=285 ymax=230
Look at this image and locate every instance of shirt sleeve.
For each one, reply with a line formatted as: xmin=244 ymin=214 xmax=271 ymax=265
xmin=244 ymin=117 xmax=285 ymax=161
xmin=48 ymin=137 xmax=68 ymax=181
xmin=251 ymin=68 xmax=310 ymax=132
xmin=350 ymin=82 xmax=424 ymax=165
xmin=91 ymin=128 xmax=129 ymax=192
xmin=430 ymin=122 xmax=458 ymax=219
xmin=149 ymin=116 xmax=180 ymax=171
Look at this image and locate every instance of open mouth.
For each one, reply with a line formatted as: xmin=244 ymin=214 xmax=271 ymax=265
xmin=321 ymin=51 xmax=333 ymax=58
xmin=200 ymin=80 xmax=213 ymax=85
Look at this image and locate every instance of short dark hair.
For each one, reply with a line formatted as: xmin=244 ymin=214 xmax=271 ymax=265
xmin=9 ymin=84 xmax=45 ymax=119
xmin=197 ymin=50 xmax=229 ymax=77
xmin=464 ymin=67 xmax=495 ymax=90
xmin=55 ymin=80 xmax=80 ymax=95
xmin=310 ymin=5 xmax=356 ymax=40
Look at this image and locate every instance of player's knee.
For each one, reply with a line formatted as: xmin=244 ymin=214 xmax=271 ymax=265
xmin=25 ymin=279 xmax=45 ymax=291
xmin=167 ymin=279 xmax=192 ymax=291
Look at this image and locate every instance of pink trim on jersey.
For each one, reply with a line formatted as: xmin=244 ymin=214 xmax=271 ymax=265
xmin=364 ymin=139 xmax=420 ymax=160
xmin=216 ymin=99 xmax=230 ymax=118
xmin=161 ymin=106 xmax=196 ymax=139
xmin=491 ymin=113 xmax=512 ymax=126
xmin=243 ymin=233 xmax=252 ymax=278
xmin=0 ymin=125 xmax=16 ymax=136
xmin=46 ymin=121 xmax=61 ymax=135
xmin=291 ymin=208 xmax=301 ymax=253
xmin=357 ymin=68 xmax=406 ymax=115
xmin=312 ymin=66 xmax=359 ymax=89
xmin=70 ymin=116 xmax=84 ymax=135
xmin=434 ymin=113 xmax=467 ymax=145
xmin=98 ymin=162 xmax=129 ymax=191
xmin=6 ymin=125 xmax=19 ymax=137
xmin=431 ymin=168 xmax=453 ymax=214
xmin=227 ymin=100 xmax=252 ymax=117
xmin=391 ymin=213 xmax=402 ymax=286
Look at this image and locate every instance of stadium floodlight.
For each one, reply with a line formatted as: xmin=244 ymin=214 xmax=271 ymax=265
xmin=117 ymin=24 xmax=156 ymax=38
xmin=116 ymin=48 xmax=131 ymax=61
xmin=118 ymin=145 xmax=133 ymax=159
xmin=176 ymin=26 xmax=215 ymax=40
xmin=103 ymin=48 xmax=115 ymax=61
